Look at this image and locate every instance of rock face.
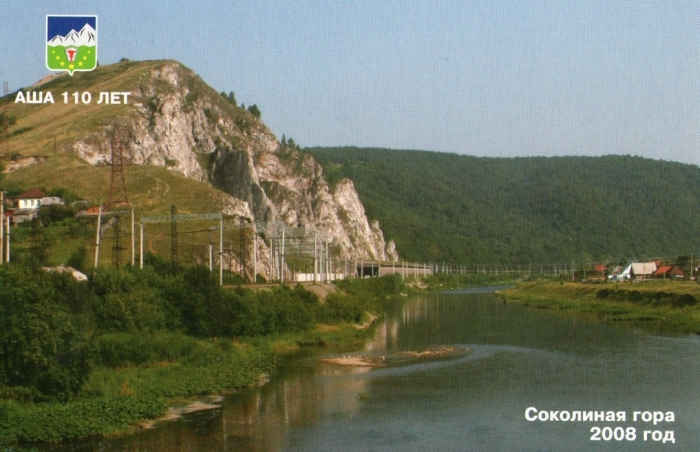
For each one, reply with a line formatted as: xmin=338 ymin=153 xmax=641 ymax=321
xmin=70 ymin=61 xmax=397 ymax=274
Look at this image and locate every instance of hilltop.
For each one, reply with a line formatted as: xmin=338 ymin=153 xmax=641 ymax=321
xmin=0 ymin=60 xmax=396 ymax=274
xmin=308 ymin=147 xmax=700 ymax=265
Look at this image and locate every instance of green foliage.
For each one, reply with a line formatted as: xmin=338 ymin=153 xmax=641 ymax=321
xmin=221 ymin=91 xmax=237 ymax=105
xmin=37 ymin=204 xmax=75 ymax=226
xmin=0 ymin=260 xmax=389 ymax=414
xmin=322 ymin=274 xmax=405 ymax=322
xmin=501 ymin=281 xmax=700 ymax=333
xmin=247 ymin=103 xmax=261 ymax=118
xmin=422 ymin=272 xmax=519 ymax=291
xmin=67 ymin=246 xmax=88 ymax=272
xmin=94 ymin=332 xmax=220 ymax=368
xmin=203 ymin=107 xmax=218 ymax=124
xmin=334 ymin=273 xmax=404 ymax=299
xmin=318 ymin=293 xmax=366 ymax=323
xmin=309 ymin=148 xmax=700 ymax=264
xmin=0 ymin=266 xmax=94 ymax=400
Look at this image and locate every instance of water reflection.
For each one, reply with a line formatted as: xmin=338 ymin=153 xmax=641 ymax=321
xmin=55 ymin=290 xmax=700 ymax=451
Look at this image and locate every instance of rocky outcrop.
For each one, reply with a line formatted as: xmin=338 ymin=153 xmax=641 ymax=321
xmin=68 ymin=60 xmax=397 ymax=274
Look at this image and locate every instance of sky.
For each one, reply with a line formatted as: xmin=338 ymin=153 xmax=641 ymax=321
xmin=3 ymin=1 xmax=700 ymax=165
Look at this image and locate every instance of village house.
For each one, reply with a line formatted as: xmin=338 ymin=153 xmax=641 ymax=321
xmin=8 ymin=189 xmax=65 ymax=224
xmin=16 ymin=189 xmax=47 ymax=210
xmin=630 ymin=262 xmax=657 ymax=279
xmin=609 ymin=262 xmax=657 ymax=281
xmin=654 ymin=265 xmax=672 ymax=278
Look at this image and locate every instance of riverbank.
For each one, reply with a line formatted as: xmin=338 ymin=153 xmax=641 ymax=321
xmin=0 ymin=319 xmax=381 ymax=447
xmin=498 ymin=280 xmax=700 ymax=333
xmin=0 ymin=269 xmax=397 ymax=448
xmin=412 ymin=272 xmax=520 ymax=293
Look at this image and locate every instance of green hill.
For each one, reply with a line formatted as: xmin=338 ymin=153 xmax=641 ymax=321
xmin=0 ymin=60 xmax=244 ymax=217
xmin=308 ymin=147 xmax=700 ymax=266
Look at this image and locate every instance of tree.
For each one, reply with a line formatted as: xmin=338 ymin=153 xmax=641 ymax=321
xmin=228 ymin=91 xmax=236 ymax=105
xmin=0 ymin=266 xmax=94 ymax=399
xmin=247 ymin=104 xmax=261 ymax=118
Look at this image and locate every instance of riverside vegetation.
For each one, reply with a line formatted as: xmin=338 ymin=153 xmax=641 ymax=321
xmin=0 ymin=263 xmax=404 ymax=446
xmin=498 ymin=280 xmax=700 ymax=333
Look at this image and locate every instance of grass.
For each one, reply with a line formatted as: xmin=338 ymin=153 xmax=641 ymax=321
xmin=499 ymin=280 xmax=700 ymax=333
xmin=0 ymin=337 xmax=274 ymax=444
xmin=0 ymin=301 xmax=383 ymax=445
xmin=3 ymin=162 xmax=248 ymax=268
xmin=1 ymin=59 xmax=262 ymax=268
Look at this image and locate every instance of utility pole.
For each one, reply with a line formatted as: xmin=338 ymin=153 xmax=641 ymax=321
xmin=314 ymin=234 xmax=318 ymax=283
xmin=139 ymin=221 xmax=144 ymax=269
xmin=281 ymin=226 xmax=286 ymax=283
xmin=131 ymin=209 xmax=135 ymax=266
xmin=5 ymin=215 xmax=9 ymax=263
xmin=219 ymin=214 xmax=223 ymax=286
xmin=94 ymin=204 xmax=102 ymax=268
xmin=253 ymin=232 xmax=257 ymax=284
xmin=208 ymin=230 xmax=213 ymax=272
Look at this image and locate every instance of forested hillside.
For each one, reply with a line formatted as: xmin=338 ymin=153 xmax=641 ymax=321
xmin=308 ymin=147 xmax=700 ymax=265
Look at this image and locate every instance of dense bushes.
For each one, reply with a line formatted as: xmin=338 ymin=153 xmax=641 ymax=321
xmin=0 ymin=264 xmax=401 ymax=402
xmin=0 ymin=266 xmax=94 ymax=400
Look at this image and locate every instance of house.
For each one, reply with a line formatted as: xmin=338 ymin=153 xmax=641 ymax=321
xmin=609 ymin=262 xmax=657 ymax=281
xmin=631 ymin=262 xmax=657 ymax=279
xmin=9 ymin=190 xmax=66 ymax=224
xmin=40 ymin=196 xmax=65 ymax=207
xmin=669 ymin=266 xmax=685 ymax=279
xmin=593 ymin=264 xmax=607 ymax=276
xmin=654 ymin=265 xmax=672 ymax=278
xmin=16 ymin=189 xmax=47 ymax=210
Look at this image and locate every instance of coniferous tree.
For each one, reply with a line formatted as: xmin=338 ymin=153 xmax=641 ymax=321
xmin=247 ymin=104 xmax=261 ymax=118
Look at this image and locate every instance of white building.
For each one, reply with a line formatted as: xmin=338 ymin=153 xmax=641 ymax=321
xmin=16 ymin=189 xmax=47 ymax=210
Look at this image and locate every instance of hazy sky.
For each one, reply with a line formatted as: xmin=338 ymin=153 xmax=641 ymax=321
xmin=4 ymin=1 xmax=700 ymax=165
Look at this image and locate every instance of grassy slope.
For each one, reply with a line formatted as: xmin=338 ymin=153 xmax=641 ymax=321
xmin=2 ymin=60 xmax=234 ymax=216
xmin=0 ymin=60 xmax=256 ymax=266
xmin=499 ymin=280 xmax=700 ymax=333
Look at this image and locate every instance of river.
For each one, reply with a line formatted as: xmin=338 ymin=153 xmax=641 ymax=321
xmin=59 ymin=286 xmax=700 ymax=450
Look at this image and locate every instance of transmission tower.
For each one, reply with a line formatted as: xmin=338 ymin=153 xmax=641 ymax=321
xmin=106 ymin=123 xmax=130 ymax=210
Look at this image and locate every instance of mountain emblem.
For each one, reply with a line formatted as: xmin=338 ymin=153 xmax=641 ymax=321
xmin=46 ymin=15 xmax=97 ymax=76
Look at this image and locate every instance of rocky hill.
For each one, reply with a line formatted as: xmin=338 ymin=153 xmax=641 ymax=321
xmin=1 ymin=60 xmax=397 ymax=276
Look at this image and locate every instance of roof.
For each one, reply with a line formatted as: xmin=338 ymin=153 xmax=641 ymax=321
xmin=669 ymin=266 xmax=685 ymax=276
xmin=17 ymin=189 xmax=47 ymax=199
xmin=631 ymin=262 xmax=657 ymax=276
xmin=654 ymin=265 xmax=672 ymax=276
xmin=78 ymin=206 xmax=103 ymax=216
xmin=593 ymin=264 xmax=607 ymax=272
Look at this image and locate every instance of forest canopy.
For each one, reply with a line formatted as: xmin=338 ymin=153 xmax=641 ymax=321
xmin=309 ymin=148 xmax=700 ymax=265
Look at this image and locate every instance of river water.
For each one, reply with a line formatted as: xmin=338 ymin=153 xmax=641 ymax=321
xmin=65 ymin=287 xmax=700 ymax=450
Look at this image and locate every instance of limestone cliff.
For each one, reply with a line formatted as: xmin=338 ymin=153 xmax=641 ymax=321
xmin=69 ymin=60 xmax=397 ymax=270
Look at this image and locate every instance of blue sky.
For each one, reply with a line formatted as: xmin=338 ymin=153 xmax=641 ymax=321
xmin=4 ymin=1 xmax=700 ymax=165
